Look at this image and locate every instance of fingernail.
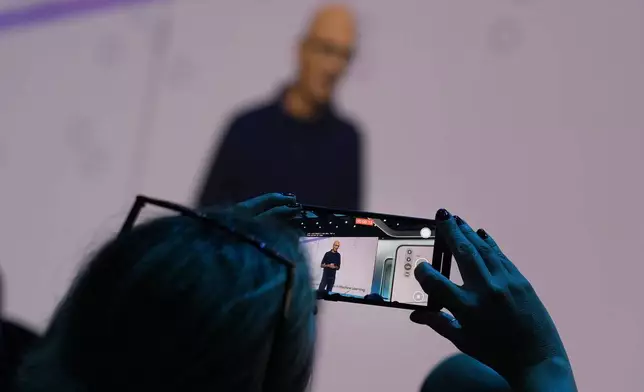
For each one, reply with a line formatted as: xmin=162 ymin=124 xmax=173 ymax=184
xmin=281 ymin=192 xmax=296 ymax=198
xmin=476 ymin=228 xmax=488 ymax=239
xmin=435 ymin=209 xmax=451 ymax=221
xmin=454 ymin=216 xmax=464 ymax=226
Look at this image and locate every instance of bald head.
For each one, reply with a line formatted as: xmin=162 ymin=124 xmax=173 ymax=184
xmin=306 ymin=4 xmax=357 ymax=42
xmin=295 ymin=4 xmax=357 ymax=105
xmin=332 ymin=240 xmax=340 ymax=252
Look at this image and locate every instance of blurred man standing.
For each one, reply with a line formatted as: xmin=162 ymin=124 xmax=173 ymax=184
xmin=196 ymin=4 xmax=363 ymax=210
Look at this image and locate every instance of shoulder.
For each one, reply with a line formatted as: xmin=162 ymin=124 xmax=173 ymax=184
xmin=228 ymin=101 xmax=276 ymax=128
xmin=219 ymin=101 xmax=276 ymax=144
xmin=213 ymin=102 xmax=275 ymax=151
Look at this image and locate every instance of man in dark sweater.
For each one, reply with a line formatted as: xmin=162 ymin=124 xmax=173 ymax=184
xmin=318 ymin=240 xmax=342 ymax=293
xmin=196 ymin=4 xmax=363 ymax=210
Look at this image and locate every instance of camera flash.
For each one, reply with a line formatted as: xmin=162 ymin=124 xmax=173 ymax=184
xmin=420 ymin=227 xmax=431 ymax=238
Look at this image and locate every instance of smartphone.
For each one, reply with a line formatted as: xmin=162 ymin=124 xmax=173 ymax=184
xmin=290 ymin=205 xmax=453 ymax=311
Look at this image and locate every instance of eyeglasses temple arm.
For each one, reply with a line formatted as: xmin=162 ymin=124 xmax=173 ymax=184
xmin=119 ymin=196 xmax=147 ymax=236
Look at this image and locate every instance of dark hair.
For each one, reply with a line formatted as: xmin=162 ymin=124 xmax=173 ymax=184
xmin=15 ymin=210 xmax=315 ymax=392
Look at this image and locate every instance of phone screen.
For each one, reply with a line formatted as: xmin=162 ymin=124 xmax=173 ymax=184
xmin=293 ymin=207 xmax=449 ymax=308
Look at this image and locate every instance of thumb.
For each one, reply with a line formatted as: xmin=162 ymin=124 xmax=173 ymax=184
xmin=410 ymin=310 xmax=464 ymax=345
xmin=414 ymin=262 xmax=462 ymax=311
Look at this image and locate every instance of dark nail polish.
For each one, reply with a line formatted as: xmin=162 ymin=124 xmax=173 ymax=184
xmin=454 ymin=216 xmax=464 ymax=225
xmin=282 ymin=192 xmax=296 ymax=197
xmin=476 ymin=229 xmax=488 ymax=239
xmin=435 ymin=209 xmax=451 ymax=221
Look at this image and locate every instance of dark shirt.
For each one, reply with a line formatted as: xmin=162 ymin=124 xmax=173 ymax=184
xmin=321 ymin=251 xmax=341 ymax=277
xmin=196 ymin=89 xmax=363 ymax=210
xmin=0 ymin=320 xmax=39 ymax=391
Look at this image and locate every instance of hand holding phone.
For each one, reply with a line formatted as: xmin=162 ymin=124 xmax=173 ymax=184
xmin=410 ymin=211 xmax=574 ymax=391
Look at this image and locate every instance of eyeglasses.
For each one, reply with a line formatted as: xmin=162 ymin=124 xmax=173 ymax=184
xmin=306 ymin=36 xmax=355 ymax=63
xmin=119 ymin=195 xmax=296 ymax=319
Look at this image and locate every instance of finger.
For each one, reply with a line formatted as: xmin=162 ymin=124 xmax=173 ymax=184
xmin=415 ymin=262 xmax=464 ymax=313
xmin=235 ymin=193 xmax=296 ymax=216
xmin=410 ymin=310 xmax=464 ymax=346
xmin=475 ymin=228 xmax=521 ymax=276
xmin=454 ymin=216 xmax=503 ymax=275
xmin=256 ymin=205 xmax=302 ymax=220
xmin=435 ymin=209 xmax=492 ymax=285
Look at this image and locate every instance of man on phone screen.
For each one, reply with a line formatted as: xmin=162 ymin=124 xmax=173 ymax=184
xmin=318 ymin=240 xmax=341 ymax=293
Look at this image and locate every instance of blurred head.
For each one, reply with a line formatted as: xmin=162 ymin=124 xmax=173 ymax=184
xmin=296 ymin=4 xmax=357 ymax=105
xmin=16 ymin=210 xmax=315 ymax=392
xmin=332 ymin=240 xmax=340 ymax=252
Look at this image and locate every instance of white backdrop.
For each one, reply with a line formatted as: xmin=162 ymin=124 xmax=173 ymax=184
xmin=1 ymin=1 xmax=644 ymax=391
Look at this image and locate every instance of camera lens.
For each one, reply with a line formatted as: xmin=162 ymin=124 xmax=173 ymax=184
xmin=404 ymin=263 xmax=412 ymax=271
xmin=406 ymin=257 xmax=411 ymax=262
xmin=407 ymin=249 xmax=412 ymax=254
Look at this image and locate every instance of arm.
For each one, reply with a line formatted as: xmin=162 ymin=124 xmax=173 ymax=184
xmin=335 ymin=255 xmax=341 ymax=271
xmin=411 ymin=213 xmax=577 ymax=392
xmin=321 ymin=253 xmax=330 ymax=268
xmin=509 ymin=357 xmax=577 ymax=392
xmin=195 ymin=118 xmax=244 ymax=208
